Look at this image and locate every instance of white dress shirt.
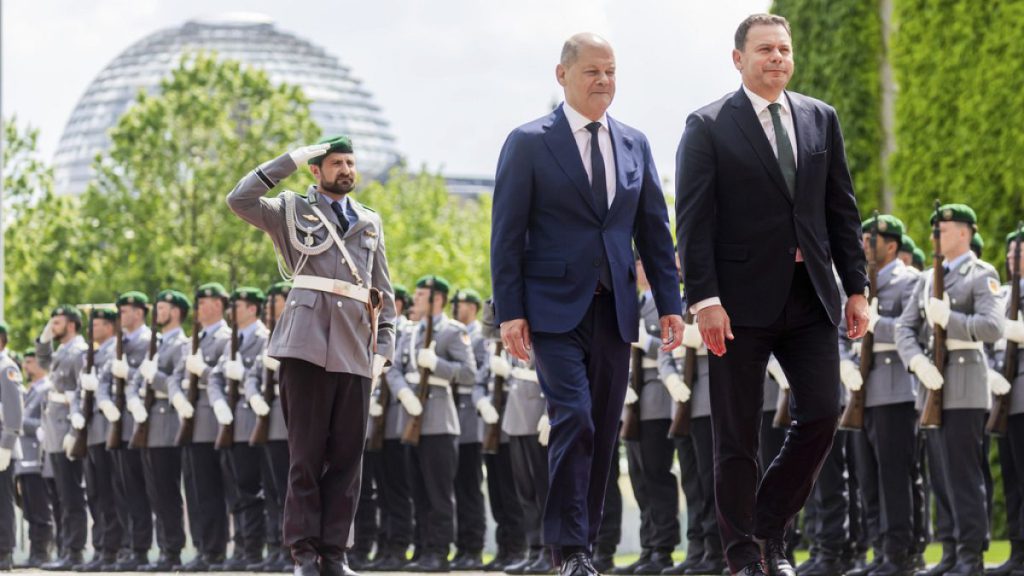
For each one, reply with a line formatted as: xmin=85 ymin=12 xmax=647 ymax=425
xmin=563 ymin=102 xmax=616 ymax=210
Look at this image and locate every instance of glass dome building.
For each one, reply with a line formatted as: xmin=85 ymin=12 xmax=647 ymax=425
xmin=53 ymin=12 xmax=401 ymax=194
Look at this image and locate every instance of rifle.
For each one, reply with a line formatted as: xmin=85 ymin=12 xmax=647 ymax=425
xmin=174 ymin=317 xmax=204 ymax=446
xmin=668 ymin=312 xmax=695 ymax=438
xmin=481 ymin=341 xmax=506 ymax=454
xmin=105 ymin=315 xmax=126 ymax=449
xmin=366 ymin=303 xmax=391 ymax=452
xmin=840 ymin=210 xmax=880 ymax=431
xmin=215 ymin=309 xmax=240 ymax=450
xmin=620 ymin=346 xmax=644 ymax=442
xmin=920 ymin=200 xmax=946 ymax=429
xmin=988 ymin=221 xmax=1023 ymax=435
xmin=70 ymin=307 xmax=97 ymax=460
xmin=401 ymin=279 xmax=438 ymax=447
xmin=250 ymin=297 xmax=277 ymax=446
xmin=129 ymin=302 xmax=159 ymax=449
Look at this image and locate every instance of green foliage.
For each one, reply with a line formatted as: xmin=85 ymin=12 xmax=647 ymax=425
xmin=772 ymin=0 xmax=886 ymax=215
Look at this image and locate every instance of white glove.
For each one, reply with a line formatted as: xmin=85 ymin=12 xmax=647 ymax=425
xmin=249 ymin=395 xmax=271 ymax=416
xmin=866 ymin=298 xmax=881 ymax=334
xmin=624 ymin=386 xmax=639 ymax=405
xmin=417 ymin=344 xmax=438 ymax=372
xmin=111 ymin=358 xmax=130 ymax=379
xmin=839 ymin=359 xmax=864 ymax=392
xmin=62 ymin=433 xmax=76 ymax=459
xmin=39 ymin=318 xmax=54 ymax=344
xmin=909 ymin=354 xmax=944 ymax=391
xmin=926 ymin=294 xmax=952 ymax=329
xmin=139 ymin=358 xmax=159 ymax=383
xmin=767 ymin=356 xmax=790 ymax=390
xmin=632 ymin=321 xmax=653 ymax=351
xmin=367 ymin=398 xmax=383 ymax=417
xmin=79 ymin=371 xmax=99 ymax=392
xmin=98 ymin=399 xmax=121 ymax=423
xmin=476 ymin=398 xmax=499 ymax=424
xmin=852 ymin=342 xmax=862 ymax=358
xmin=171 ymin=392 xmax=194 ymax=419
xmin=186 ymin=353 xmax=207 ymax=377
xmin=213 ymin=399 xmax=234 ymax=426
xmin=490 ymin=355 xmax=511 ymax=378
xmin=0 ymin=448 xmax=11 ymax=472
xmin=36 ymin=427 xmax=45 ymax=444
xmin=127 ymin=397 xmax=148 ymax=423
xmin=537 ymin=414 xmax=551 ymax=446
xmin=663 ymin=373 xmax=691 ymax=404
xmin=262 ymin=353 xmax=280 ymax=372
xmin=988 ymin=369 xmax=1012 ymax=396
xmin=372 ymin=354 xmax=388 ymax=380
xmin=224 ymin=358 xmax=245 ymax=381
xmin=682 ymin=322 xmax=704 ymax=349
xmin=1004 ymin=316 xmax=1024 ymax=344
xmin=288 ymin=142 xmax=331 ymax=166
xmin=69 ymin=412 xmax=86 ymax=431
xmin=397 ymin=387 xmax=423 ymax=416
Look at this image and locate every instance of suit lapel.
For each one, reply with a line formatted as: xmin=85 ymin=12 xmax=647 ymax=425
xmin=606 ymin=116 xmax=635 ymax=219
xmin=542 ymin=105 xmax=599 ymax=217
xmin=729 ymin=88 xmax=792 ymax=205
xmin=789 ymin=92 xmax=816 ymax=204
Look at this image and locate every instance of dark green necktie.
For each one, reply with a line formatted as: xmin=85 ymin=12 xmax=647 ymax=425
xmin=768 ymin=103 xmax=796 ymax=198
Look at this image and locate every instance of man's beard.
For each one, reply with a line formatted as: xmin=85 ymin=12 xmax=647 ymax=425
xmin=320 ymin=177 xmax=355 ymax=195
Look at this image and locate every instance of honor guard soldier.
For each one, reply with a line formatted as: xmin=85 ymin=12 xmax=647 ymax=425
xmin=17 ymin=349 xmax=55 ymax=568
xmin=227 ymin=135 xmax=397 ymax=576
xmin=896 ymin=204 xmax=1004 ymax=576
xmin=387 ymin=275 xmax=476 ymax=572
xmin=36 ymin=305 xmax=89 ymax=570
xmin=132 ymin=289 xmax=190 ymax=572
xmin=208 ymin=286 xmax=271 ymax=570
xmin=169 ymin=282 xmax=232 ymax=571
xmin=0 ymin=323 xmax=24 ymax=571
xmin=899 ymin=236 xmax=919 ymax=270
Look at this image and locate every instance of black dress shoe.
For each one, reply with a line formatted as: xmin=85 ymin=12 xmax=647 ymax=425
xmin=665 ymin=545 xmax=706 ymax=575
xmin=509 ymin=549 xmax=544 ymax=574
xmin=406 ymin=551 xmax=450 ymax=573
xmin=799 ymin=557 xmax=843 ymax=576
xmin=322 ymin=554 xmax=360 ymax=576
xmin=140 ymin=552 xmax=182 ymax=572
xmin=634 ymin=550 xmax=675 ymax=575
xmin=294 ymin=558 xmax=320 ymax=576
xmin=42 ymin=550 xmax=85 ymax=571
xmin=592 ymin=550 xmax=616 ymax=574
xmin=174 ymin=555 xmax=212 ymax=572
xmin=524 ymin=554 xmax=556 ymax=575
xmin=561 ymin=552 xmax=600 ymax=576
xmin=616 ymin=551 xmax=654 ymax=575
xmin=452 ymin=551 xmax=485 ymax=571
xmin=0 ymin=553 xmax=12 ymax=571
xmin=872 ymin=552 xmax=916 ymax=576
xmin=987 ymin=543 xmax=1024 ymax=576
xmin=739 ymin=562 xmax=769 ymax=576
xmin=486 ymin=548 xmax=524 ymax=571
xmin=849 ymin=554 xmax=884 ymax=576
xmin=945 ymin=548 xmax=984 ymax=576
xmin=366 ymin=552 xmax=409 ymax=572
xmin=73 ymin=552 xmax=117 ymax=572
xmin=16 ymin=552 xmax=51 ymax=569
xmin=105 ymin=550 xmax=150 ymax=572
xmin=686 ymin=556 xmax=728 ymax=575
xmin=764 ymin=540 xmax=796 ymax=576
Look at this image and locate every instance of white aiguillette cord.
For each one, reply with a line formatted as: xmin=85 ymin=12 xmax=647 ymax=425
xmin=309 ymin=203 xmax=366 ymax=288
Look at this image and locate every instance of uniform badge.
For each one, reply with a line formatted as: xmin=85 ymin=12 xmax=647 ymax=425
xmin=989 ymin=277 xmax=1001 ymax=295
xmin=5 ymin=367 xmax=20 ymax=382
xmin=205 ymin=289 xmax=213 ymax=297
xmin=127 ymin=296 xmax=135 ymax=304
xmin=878 ymin=220 xmax=888 ymax=232
xmin=302 ymin=214 xmax=320 ymax=223
xmin=364 ymin=230 xmax=378 ymax=238
xmin=461 ymin=333 xmax=471 ymax=346
xmin=164 ymin=294 xmax=173 ymax=302
xmin=943 ymin=209 xmax=953 ymax=220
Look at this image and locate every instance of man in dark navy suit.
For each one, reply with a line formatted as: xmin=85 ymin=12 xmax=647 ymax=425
xmin=491 ymin=32 xmax=684 ymax=576
xmin=675 ymin=13 xmax=870 ymax=576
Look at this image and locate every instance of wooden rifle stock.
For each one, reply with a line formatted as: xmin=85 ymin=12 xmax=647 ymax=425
xmin=668 ymin=312 xmax=695 ymax=438
xmin=70 ymin=308 xmax=96 ymax=460
xmin=988 ymin=222 xmax=1023 ymax=435
xmin=401 ymin=281 xmax=438 ymax=447
xmin=250 ymin=298 xmax=277 ymax=446
xmin=129 ymin=302 xmax=159 ymax=449
xmin=921 ymin=200 xmax=946 ymax=429
xmin=840 ymin=211 xmax=880 ymax=431
xmin=215 ymin=310 xmax=240 ymax=450
xmin=482 ymin=341 xmax=507 ymax=454
xmin=620 ymin=347 xmax=644 ymax=442
xmin=174 ymin=318 xmax=203 ymax=446
xmin=106 ymin=317 xmax=126 ymax=450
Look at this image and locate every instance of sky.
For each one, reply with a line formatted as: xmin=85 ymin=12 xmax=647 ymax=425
xmin=2 ymin=0 xmax=770 ymax=186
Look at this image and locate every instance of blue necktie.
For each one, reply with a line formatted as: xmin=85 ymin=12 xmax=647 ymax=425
xmin=331 ymin=201 xmax=350 ymax=234
xmin=585 ymin=122 xmax=608 ymax=220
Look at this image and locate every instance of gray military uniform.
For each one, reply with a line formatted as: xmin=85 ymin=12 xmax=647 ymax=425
xmin=97 ymin=326 xmax=152 ymax=443
xmin=169 ymin=320 xmax=232 ymax=443
xmin=0 ymin=352 xmax=24 ymax=458
xmin=17 ymin=378 xmax=49 ymax=476
xmin=127 ymin=327 xmax=187 ymax=448
xmin=242 ymin=336 xmax=287 ymax=443
xmin=997 ymin=280 xmax=1024 ymax=416
xmin=501 ymin=357 xmax=546 ymax=437
xmin=209 ymin=321 xmax=270 ymax=443
xmin=36 ymin=335 xmax=87 ymax=454
xmin=637 ymin=294 xmax=673 ymax=421
xmin=457 ymin=321 xmax=489 ymax=444
xmin=74 ymin=337 xmax=114 ymax=446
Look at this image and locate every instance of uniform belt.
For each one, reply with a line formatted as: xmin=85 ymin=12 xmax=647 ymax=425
xmin=404 ymin=372 xmax=450 ymax=387
xmin=870 ymin=343 xmax=898 ymax=353
xmin=945 ymin=339 xmax=984 ymax=352
xmin=293 ymin=275 xmax=370 ymax=304
xmin=641 ymin=358 xmax=659 ymax=369
xmin=47 ymin=391 xmax=70 ymax=405
xmin=456 ymin=385 xmax=475 ymax=395
xmin=510 ymin=367 xmax=539 ymax=382
xmin=153 ymin=391 xmax=169 ymax=400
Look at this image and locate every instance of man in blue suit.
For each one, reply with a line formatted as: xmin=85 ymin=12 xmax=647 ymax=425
xmin=491 ymin=33 xmax=684 ymax=576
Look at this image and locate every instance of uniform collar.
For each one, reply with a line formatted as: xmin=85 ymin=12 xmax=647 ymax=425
xmin=201 ymin=319 xmax=227 ymax=337
xmin=31 ymin=377 xmax=49 ymax=391
xmin=945 ymin=250 xmax=973 ymax=272
xmin=238 ymin=320 xmax=263 ymax=342
xmin=123 ymin=324 xmax=148 ymax=343
xmin=162 ymin=326 xmax=183 ymax=341
xmin=97 ymin=336 xmax=115 ymax=353
xmin=879 ymin=259 xmax=901 ymax=276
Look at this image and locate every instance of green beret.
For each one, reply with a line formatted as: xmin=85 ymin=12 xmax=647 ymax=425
xmin=452 ymin=288 xmax=483 ymax=306
xmin=157 ymin=289 xmax=192 ymax=313
xmin=308 ymin=135 xmax=354 ymax=166
xmin=931 ymin=203 xmax=977 ymax=226
xmin=0 ymin=322 xmax=7 ymax=336
xmin=116 ymin=291 xmax=150 ymax=309
xmin=52 ymin=305 xmax=83 ymax=323
xmin=861 ymin=215 xmax=905 ymax=242
xmin=913 ymin=247 xmax=926 ymax=267
xmin=393 ymin=283 xmax=410 ymax=301
xmin=23 ymin=348 xmax=36 ymax=358
xmin=90 ymin=307 xmax=119 ymax=322
xmin=899 ymin=235 xmax=918 ymax=254
xmin=971 ymin=232 xmax=984 ymax=251
xmin=196 ymin=282 xmax=229 ymax=300
xmin=231 ymin=286 xmax=266 ymax=304
xmin=416 ymin=275 xmax=450 ymax=295
xmin=266 ymin=281 xmax=292 ymax=297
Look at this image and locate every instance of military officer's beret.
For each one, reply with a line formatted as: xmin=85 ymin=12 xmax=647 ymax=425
xmin=231 ymin=286 xmax=266 ymax=304
xmin=157 ymin=289 xmax=192 ymax=313
xmin=116 ymin=290 xmax=150 ymax=309
xmin=1005 ymin=229 xmax=1024 ymax=246
xmin=861 ymin=215 xmax=905 ymax=243
xmin=971 ymin=232 xmax=984 ymax=252
xmin=913 ymin=247 xmax=926 ymax=268
xmin=196 ymin=282 xmax=229 ymax=301
xmin=931 ymin=203 xmax=977 ymax=226
xmin=267 ymin=281 xmax=292 ymax=297
xmin=90 ymin=307 xmax=119 ymax=322
xmin=23 ymin=348 xmax=36 ymax=358
xmin=416 ymin=275 xmax=450 ymax=295
xmin=393 ymin=284 xmax=411 ymax=305
xmin=452 ymin=288 xmax=483 ymax=306
xmin=308 ymin=135 xmax=354 ymax=166
xmin=52 ymin=305 xmax=83 ymax=323
xmin=899 ymin=235 xmax=917 ymax=254
xmin=0 ymin=322 xmax=7 ymax=337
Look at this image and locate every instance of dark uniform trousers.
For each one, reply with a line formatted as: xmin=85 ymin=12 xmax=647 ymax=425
xmin=510 ymin=435 xmax=549 ymax=552
xmin=227 ymin=443 xmax=267 ymax=557
xmin=263 ymin=441 xmax=290 ymax=557
xmin=143 ymin=447 xmax=186 ymax=554
xmin=85 ymin=445 xmax=122 ymax=555
xmin=353 ymin=449 xmax=381 ymax=558
xmin=455 ymin=416 xmax=486 ymax=554
xmin=485 ymin=443 xmax=526 ymax=554
xmin=46 ymin=476 xmax=64 ymax=556
xmin=50 ymin=453 xmax=87 ymax=553
xmin=1001 ymin=415 xmax=1024 ymax=546
xmin=687 ymin=417 xmax=720 ymax=555
xmin=17 ymin=473 xmax=54 ymax=556
xmin=912 ymin=430 xmax=930 ymax=554
xmin=0 ymin=467 xmax=14 ymax=552
xmin=807 ymin=430 xmax=850 ymax=559
xmin=279 ymin=358 xmax=370 ymax=562
xmin=626 ymin=419 xmax=680 ymax=551
xmin=854 ymin=403 xmax=917 ymax=556
xmin=112 ymin=448 xmax=154 ymax=553
xmin=183 ymin=442 xmax=228 ymax=557
xmin=408 ymin=434 xmax=459 ymax=554
xmin=925 ymin=410 xmax=989 ymax=550
xmin=379 ymin=439 xmax=414 ymax=556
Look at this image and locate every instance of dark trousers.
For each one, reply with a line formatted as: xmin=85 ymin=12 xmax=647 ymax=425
xmin=485 ymin=442 xmax=526 ymax=552
xmin=853 ymin=430 xmax=881 ymax=552
xmin=182 ymin=442 xmax=228 ymax=557
xmin=675 ymin=432 xmax=705 ymax=548
xmin=17 ymin=473 xmax=54 ymax=556
xmin=408 ymin=434 xmax=458 ymax=553
xmin=808 ymin=430 xmax=850 ymax=558
xmin=85 ymin=444 xmax=121 ymax=555
xmin=0 ymin=467 xmax=14 ymax=552
xmin=143 ymin=447 xmax=185 ymax=554
xmin=263 ymin=441 xmax=289 ymax=554
xmin=353 ymin=449 xmax=380 ymax=558
xmin=1002 ymin=415 xmax=1024 ymax=543
xmin=50 ymin=453 xmax=87 ymax=553
xmin=112 ymin=448 xmax=153 ymax=552
xmin=45 ymin=476 xmax=63 ymax=556
xmin=379 ymin=439 xmax=413 ymax=553
xmin=279 ymin=359 xmax=370 ymax=561
xmin=689 ymin=417 xmax=720 ymax=547
xmin=455 ymin=442 xmax=486 ymax=552
xmin=859 ymin=403 xmax=917 ymax=555
xmin=227 ymin=443 xmax=266 ymax=557
xmin=510 ymin=435 xmax=549 ymax=549
xmin=596 ymin=439 xmax=622 ymax=553
xmin=912 ymin=430 xmax=930 ymax=552
xmin=532 ymin=292 xmax=629 ymax=555
xmin=626 ymin=419 xmax=680 ymax=550
xmin=708 ymin=266 xmax=842 ymax=571
xmin=925 ymin=410 xmax=988 ymax=549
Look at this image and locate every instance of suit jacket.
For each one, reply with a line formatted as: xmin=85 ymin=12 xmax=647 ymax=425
xmin=128 ymin=327 xmax=187 ymax=448
xmin=676 ymin=88 xmax=867 ymax=327
xmin=491 ymin=104 xmax=681 ymax=342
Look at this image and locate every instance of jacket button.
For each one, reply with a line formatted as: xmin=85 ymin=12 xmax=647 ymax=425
xmin=958 ymin=357 xmax=965 ymax=364
xmin=884 ymin=357 xmax=891 ymax=365
xmin=337 ymin=301 xmax=343 ymax=308
xmin=788 ymin=247 xmax=796 ymax=255
xmin=593 ymin=258 xmax=602 ymax=268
